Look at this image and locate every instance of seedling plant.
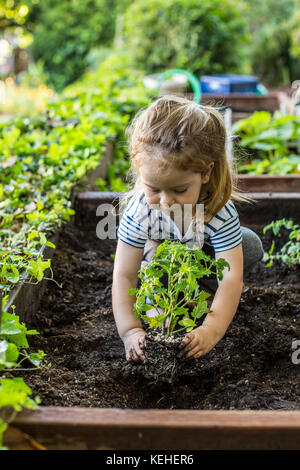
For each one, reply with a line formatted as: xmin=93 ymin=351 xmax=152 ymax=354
xmin=129 ymin=240 xmax=229 ymax=338
xmin=263 ymin=218 xmax=300 ymax=267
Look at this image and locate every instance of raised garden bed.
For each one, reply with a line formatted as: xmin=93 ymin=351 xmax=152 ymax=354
xmin=237 ymin=175 xmax=300 ymax=193
xmin=4 ymin=141 xmax=115 ymax=325
xmin=3 ymin=186 xmax=300 ymax=450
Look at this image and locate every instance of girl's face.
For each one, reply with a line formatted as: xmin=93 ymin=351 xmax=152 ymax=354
xmin=139 ymin=161 xmax=214 ymax=209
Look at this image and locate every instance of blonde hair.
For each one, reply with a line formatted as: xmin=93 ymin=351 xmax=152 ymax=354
xmin=123 ymin=94 xmax=248 ymax=222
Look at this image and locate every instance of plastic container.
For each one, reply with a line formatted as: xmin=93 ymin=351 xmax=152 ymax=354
xmin=200 ymin=75 xmax=259 ymax=94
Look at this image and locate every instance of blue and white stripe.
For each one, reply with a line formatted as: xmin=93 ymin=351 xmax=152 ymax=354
xmin=117 ymin=191 xmax=242 ymax=253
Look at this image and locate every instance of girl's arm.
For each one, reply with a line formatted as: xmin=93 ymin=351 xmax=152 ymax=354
xmin=179 ymin=243 xmax=243 ymax=360
xmin=112 ymin=239 xmax=146 ymax=362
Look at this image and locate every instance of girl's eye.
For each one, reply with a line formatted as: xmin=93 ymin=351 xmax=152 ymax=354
xmin=174 ymin=188 xmax=187 ymax=194
xmin=149 ymin=188 xmax=160 ymax=193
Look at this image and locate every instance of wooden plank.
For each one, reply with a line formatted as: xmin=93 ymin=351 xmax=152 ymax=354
xmin=237 ymin=175 xmax=300 ymax=193
xmin=241 ymin=192 xmax=300 ymax=199
xmin=190 ymin=93 xmax=280 ymax=112
xmin=8 ymin=407 xmax=300 ymax=450
xmin=3 ymin=426 xmax=47 ymax=450
xmin=85 ymin=141 xmax=114 ymax=186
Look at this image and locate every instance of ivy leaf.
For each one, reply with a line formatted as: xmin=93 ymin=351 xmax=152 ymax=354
xmin=0 ymin=378 xmax=39 ymax=411
xmin=22 ymin=350 xmax=46 ymax=368
xmin=25 ymin=257 xmax=51 ymax=282
xmin=3 ymin=265 xmax=19 ymax=284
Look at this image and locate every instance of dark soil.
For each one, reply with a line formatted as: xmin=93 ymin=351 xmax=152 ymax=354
xmin=13 ymin=221 xmax=300 ymax=410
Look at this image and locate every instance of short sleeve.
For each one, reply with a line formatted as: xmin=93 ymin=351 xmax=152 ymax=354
xmin=208 ymin=201 xmax=242 ymax=253
xmin=117 ymin=192 xmax=149 ymax=249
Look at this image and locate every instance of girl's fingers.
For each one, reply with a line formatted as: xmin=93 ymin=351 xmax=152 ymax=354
xmin=179 ymin=334 xmax=192 ymax=349
xmin=130 ymin=348 xmax=139 ymax=362
xmin=184 ymin=344 xmax=203 ymax=360
xmin=136 ymin=343 xmax=146 ymax=362
xmin=127 ymin=341 xmax=146 ymax=363
xmin=194 ymin=350 xmax=204 ymax=359
xmin=179 ymin=336 xmax=198 ymax=355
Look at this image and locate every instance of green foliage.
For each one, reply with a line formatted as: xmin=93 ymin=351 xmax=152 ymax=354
xmin=263 ymin=219 xmax=300 ymax=267
xmin=0 ymin=0 xmax=31 ymax=31
xmin=242 ymin=0 xmax=300 ymax=85
xmin=129 ymin=240 xmax=229 ymax=337
xmin=291 ymin=9 xmax=300 ymax=59
xmin=232 ymin=111 xmax=300 ymax=174
xmin=0 ymin=296 xmax=47 ymax=449
xmin=29 ymin=0 xmax=124 ymax=90
xmin=0 ymin=52 xmax=151 ymax=293
xmin=122 ymin=0 xmax=248 ymax=76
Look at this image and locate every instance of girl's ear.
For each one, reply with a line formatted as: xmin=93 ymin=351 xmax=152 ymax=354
xmin=202 ymin=162 xmax=214 ymax=184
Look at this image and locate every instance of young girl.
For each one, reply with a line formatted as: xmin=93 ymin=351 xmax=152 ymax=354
xmin=112 ymin=95 xmax=263 ymax=363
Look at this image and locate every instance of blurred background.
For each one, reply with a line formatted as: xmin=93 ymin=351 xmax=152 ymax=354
xmin=1 ymin=0 xmax=300 ymax=112
xmin=0 ymin=0 xmax=300 ymax=180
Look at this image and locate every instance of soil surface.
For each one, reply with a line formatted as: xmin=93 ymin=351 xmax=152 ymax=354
xmin=12 ymin=221 xmax=300 ymax=410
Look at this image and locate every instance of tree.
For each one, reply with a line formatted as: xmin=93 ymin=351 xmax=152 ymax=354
xmin=122 ymin=0 xmax=249 ymax=77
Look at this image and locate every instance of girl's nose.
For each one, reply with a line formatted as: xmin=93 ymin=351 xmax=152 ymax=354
xmin=160 ymin=191 xmax=175 ymax=207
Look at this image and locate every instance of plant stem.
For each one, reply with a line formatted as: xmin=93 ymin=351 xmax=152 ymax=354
xmin=172 ymin=326 xmax=187 ymax=335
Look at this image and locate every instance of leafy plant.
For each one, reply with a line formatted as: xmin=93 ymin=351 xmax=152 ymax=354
xmin=123 ymin=0 xmax=248 ymax=77
xmin=129 ymin=240 xmax=229 ymax=337
xmin=29 ymin=0 xmax=126 ymax=91
xmin=232 ymin=111 xmax=300 ymax=174
xmin=242 ymin=0 xmax=300 ymax=86
xmin=0 ymin=295 xmax=48 ymax=449
xmin=263 ymin=218 xmax=300 ymax=267
xmin=0 ymin=51 xmax=151 ymax=293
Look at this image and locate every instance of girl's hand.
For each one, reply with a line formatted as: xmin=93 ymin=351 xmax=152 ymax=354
xmin=122 ymin=328 xmax=146 ymax=363
xmin=178 ymin=324 xmax=223 ymax=360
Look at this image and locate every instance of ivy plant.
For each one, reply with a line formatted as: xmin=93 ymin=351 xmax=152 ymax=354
xmin=0 ymin=295 xmax=48 ymax=450
xmin=129 ymin=240 xmax=229 ymax=337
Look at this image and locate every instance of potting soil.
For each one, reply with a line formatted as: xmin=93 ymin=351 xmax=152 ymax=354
xmin=14 ymin=222 xmax=300 ymax=410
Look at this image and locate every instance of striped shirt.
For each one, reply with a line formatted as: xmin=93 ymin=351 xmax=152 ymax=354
xmin=117 ymin=191 xmax=242 ymax=253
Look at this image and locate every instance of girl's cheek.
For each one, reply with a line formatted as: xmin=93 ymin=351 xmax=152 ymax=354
xmin=145 ymin=193 xmax=159 ymax=206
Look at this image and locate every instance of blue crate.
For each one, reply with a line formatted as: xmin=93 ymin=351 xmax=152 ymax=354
xmin=200 ymin=74 xmax=259 ymax=94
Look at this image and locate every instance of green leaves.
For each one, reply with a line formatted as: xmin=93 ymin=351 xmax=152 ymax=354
xmin=0 ymin=340 xmax=19 ymax=370
xmin=0 ymin=53 xmax=150 ymax=294
xmin=1 ymin=310 xmax=39 ymax=349
xmin=123 ymin=0 xmax=247 ymax=78
xmin=0 ymin=300 xmax=47 ymax=449
xmin=1 ymin=260 xmax=19 ymax=284
xmin=25 ymin=257 xmax=51 ymax=282
xmin=130 ymin=240 xmax=229 ymax=337
xmin=263 ymin=218 xmax=300 ymax=267
xmin=232 ymin=111 xmax=300 ymax=175
xmin=0 ymin=378 xmax=40 ymax=412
